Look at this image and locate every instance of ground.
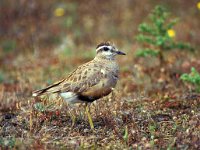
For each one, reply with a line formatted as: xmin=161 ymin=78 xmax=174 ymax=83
xmin=0 ymin=0 xmax=200 ymax=149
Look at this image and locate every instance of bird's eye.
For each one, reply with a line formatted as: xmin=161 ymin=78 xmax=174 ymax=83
xmin=103 ymin=47 xmax=109 ymax=51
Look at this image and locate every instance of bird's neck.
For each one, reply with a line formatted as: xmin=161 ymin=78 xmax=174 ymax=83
xmin=94 ymin=56 xmax=118 ymax=70
xmin=94 ymin=55 xmax=115 ymax=61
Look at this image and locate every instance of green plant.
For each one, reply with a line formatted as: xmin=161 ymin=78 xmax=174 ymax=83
xmin=34 ymin=102 xmax=55 ymax=112
xmin=1 ymin=40 xmax=16 ymax=53
xmin=148 ymin=124 xmax=156 ymax=148
xmin=135 ymin=5 xmax=193 ymax=65
xmin=0 ymin=70 xmax=5 ymax=83
xmin=123 ymin=125 xmax=129 ymax=143
xmin=0 ymin=137 xmax=16 ymax=148
xmin=180 ymin=67 xmax=200 ymax=92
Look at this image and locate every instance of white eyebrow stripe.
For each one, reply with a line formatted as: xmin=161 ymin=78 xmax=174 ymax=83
xmin=96 ymin=46 xmax=112 ymax=52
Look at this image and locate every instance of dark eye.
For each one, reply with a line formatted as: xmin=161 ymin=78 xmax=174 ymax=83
xmin=103 ymin=47 xmax=109 ymax=51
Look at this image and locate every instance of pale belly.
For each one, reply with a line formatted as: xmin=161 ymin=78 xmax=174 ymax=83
xmin=60 ymin=92 xmax=83 ymax=104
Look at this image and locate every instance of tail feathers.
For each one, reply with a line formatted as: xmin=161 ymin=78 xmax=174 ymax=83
xmin=32 ymin=80 xmax=64 ymax=97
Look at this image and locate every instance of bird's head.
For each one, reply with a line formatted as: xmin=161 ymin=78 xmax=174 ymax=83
xmin=95 ymin=42 xmax=126 ymax=60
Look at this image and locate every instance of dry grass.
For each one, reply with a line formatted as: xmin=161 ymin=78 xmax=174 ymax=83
xmin=0 ymin=50 xmax=200 ymax=149
xmin=0 ymin=0 xmax=200 ymax=149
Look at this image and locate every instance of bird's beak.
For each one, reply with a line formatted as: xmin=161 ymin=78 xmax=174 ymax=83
xmin=116 ymin=50 xmax=126 ymax=55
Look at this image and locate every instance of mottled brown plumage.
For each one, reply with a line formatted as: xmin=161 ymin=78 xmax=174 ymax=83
xmin=32 ymin=42 xmax=125 ymax=103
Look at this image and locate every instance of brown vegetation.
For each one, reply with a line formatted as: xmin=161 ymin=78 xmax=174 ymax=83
xmin=0 ymin=0 xmax=200 ymax=149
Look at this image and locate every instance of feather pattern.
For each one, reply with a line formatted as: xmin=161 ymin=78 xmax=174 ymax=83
xmin=32 ymin=42 xmax=124 ymax=103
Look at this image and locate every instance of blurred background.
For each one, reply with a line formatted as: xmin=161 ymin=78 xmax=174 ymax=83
xmin=0 ymin=0 xmax=200 ymax=149
xmin=0 ymin=0 xmax=199 ymax=54
xmin=0 ymin=0 xmax=200 ymax=103
xmin=1 ymin=0 xmax=200 ymax=104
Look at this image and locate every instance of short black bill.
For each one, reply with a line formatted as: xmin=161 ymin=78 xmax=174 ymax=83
xmin=116 ymin=51 xmax=126 ymax=55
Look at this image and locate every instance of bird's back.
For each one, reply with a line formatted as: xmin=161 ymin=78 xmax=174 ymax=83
xmin=32 ymin=58 xmax=119 ymax=103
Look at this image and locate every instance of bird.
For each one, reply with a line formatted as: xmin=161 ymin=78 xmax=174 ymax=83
xmin=32 ymin=42 xmax=126 ymax=129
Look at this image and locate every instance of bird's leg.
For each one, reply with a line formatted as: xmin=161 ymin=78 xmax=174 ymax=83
xmin=67 ymin=104 xmax=76 ymax=127
xmin=111 ymin=88 xmax=115 ymax=101
xmin=93 ymin=101 xmax=99 ymax=118
xmin=77 ymin=103 xmax=83 ymax=119
xmin=85 ymin=103 xmax=94 ymax=130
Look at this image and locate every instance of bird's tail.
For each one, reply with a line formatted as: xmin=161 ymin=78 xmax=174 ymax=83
xmin=32 ymin=80 xmax=64 ymax=97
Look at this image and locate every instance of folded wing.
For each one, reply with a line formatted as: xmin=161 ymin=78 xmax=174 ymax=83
xmin=32 ymin=61 xmax=107 ymax=98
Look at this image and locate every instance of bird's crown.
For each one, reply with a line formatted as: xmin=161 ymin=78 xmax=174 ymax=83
xmin=95 ymin=42 xmax=114 ymax=53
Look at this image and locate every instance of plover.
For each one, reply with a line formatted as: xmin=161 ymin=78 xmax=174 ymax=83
xmin=32 ymin=42 xmax=126 ymax=129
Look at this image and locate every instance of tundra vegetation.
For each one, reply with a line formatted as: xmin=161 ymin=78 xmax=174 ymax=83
xmin=0 ymin=1 xmax=199 ymax=149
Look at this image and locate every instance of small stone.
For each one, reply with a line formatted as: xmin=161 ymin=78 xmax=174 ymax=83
xmin=145 ymin=142 xmax=151 ymax=148
xmin=142 ymin=137 xmax=146 ymax=141
xmin=173 ymin=116 xmax=177 ymax=120
xmin=83 ymin=128 xmax=89 ymax=133
xmin=131 ymin=130 xmax=136 ymax=134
